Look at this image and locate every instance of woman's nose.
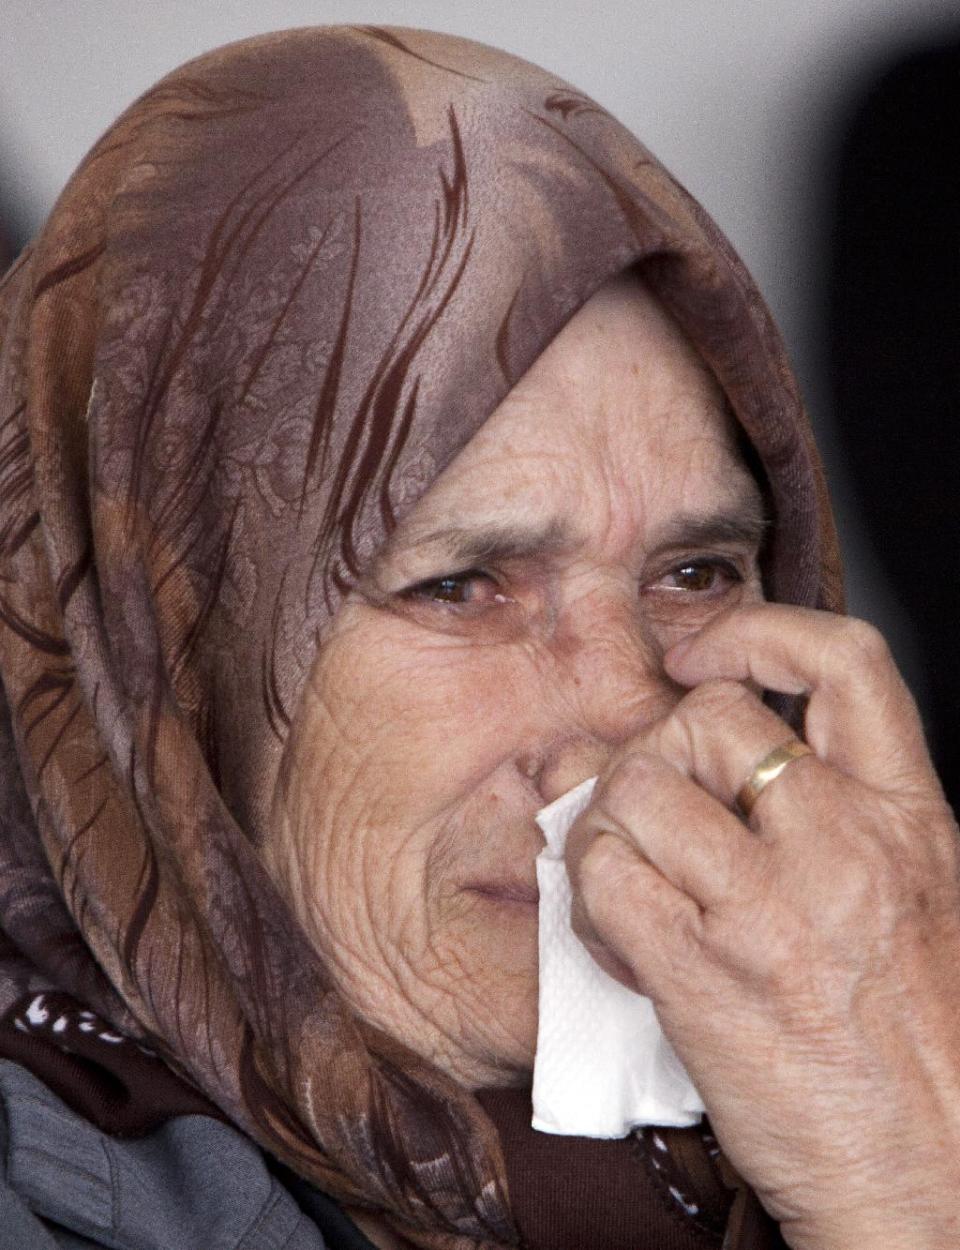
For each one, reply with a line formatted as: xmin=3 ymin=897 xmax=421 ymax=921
xmin=534 ymin=597 xmax=681 ymax=804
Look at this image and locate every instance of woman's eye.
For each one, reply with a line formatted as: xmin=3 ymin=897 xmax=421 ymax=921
xmin=647 ymin=559 xmax=742 ymax=595
xmin=403 ymin=570 xmax=503 ymax=607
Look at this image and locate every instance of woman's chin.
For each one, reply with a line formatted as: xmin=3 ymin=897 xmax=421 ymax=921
xmin=460 ymin=1031 xmax=538 ymax=1089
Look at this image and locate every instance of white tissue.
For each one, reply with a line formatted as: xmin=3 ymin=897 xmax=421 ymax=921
xmin=532 ymin=776 xmax=704 ymax=1137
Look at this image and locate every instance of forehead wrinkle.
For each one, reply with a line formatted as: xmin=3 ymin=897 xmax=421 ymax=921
xmin=380 ymin=408 xmax=761 ymax=576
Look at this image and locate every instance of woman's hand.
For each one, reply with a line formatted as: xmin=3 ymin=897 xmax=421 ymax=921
xmin=565 ymin=604 xmax=960 ymax=1250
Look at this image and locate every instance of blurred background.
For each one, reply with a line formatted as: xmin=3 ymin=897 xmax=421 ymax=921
xmin=3 ymin=1 xmax=958 ymax=803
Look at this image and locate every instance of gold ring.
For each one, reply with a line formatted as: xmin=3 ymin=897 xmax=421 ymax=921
xmin=736 ymin=739 xmax=814 ymax=818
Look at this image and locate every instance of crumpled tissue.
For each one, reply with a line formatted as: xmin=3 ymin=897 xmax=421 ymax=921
xmin=532 ymin=776 xmax=705 ymax=1137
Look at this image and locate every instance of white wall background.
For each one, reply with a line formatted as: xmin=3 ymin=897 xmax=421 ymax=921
xmin=4 ymin=0 xmax=958 ymax=700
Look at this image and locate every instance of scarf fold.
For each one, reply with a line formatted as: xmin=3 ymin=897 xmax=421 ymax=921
xmin=0 ymin=26 xmax=840 ymax=1249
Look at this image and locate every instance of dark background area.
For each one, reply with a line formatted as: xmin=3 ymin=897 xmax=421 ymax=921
xmin=825 ymin=36 xmax=959 ymax=809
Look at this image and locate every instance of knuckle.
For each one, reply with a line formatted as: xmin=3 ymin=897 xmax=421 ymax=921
xmin=600 ymin=747 xmax=661 ymax=809
xmin=579 ymin=833 xmax=624 ymax=888
xmin=752 ymin=939 xmax=805 ymax=997
xmin=827 ymin=616 xmax=891 ymax=679
xmin=668 ymin=681 xmax=755 ymax=767
xmin=823 ymin=841 xmax=899 ymax=928
xmin=577 ymin=835 xmax=640 ymax=919
xmin=679 ymin=677 xmax=752 ymax=721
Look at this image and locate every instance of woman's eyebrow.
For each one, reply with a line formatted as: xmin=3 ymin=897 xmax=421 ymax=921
xmin=650 ymin=498 xmax=769 ymax=551
xmin=392 ymin=518 xmax=576 ymax=566
xmin=391 ymin=499 xmax=766 ymax=569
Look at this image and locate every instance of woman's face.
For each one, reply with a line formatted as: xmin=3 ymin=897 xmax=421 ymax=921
xmin=268 ymin=275 xmax=766 ymax=1087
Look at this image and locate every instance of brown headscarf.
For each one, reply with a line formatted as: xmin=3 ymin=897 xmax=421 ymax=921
xmin=0 ymin=25 xmax=841 ymax=1250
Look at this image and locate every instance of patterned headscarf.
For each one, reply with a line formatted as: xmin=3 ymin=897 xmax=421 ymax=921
xmin=0 ymin=26 xmax=841 ymax=1249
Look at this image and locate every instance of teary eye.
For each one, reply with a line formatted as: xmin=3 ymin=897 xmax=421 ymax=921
xmin=403 ymin=569 xmax=504 ymax=607
xmin=647 ymin=558 xmax=743 ymax=595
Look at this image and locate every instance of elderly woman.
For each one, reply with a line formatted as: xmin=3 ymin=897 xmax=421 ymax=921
xmin=0 ymin=25 xmax=957 ymax=1250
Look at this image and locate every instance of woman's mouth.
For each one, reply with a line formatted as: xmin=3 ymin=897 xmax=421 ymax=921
xmin=464 ymin=880 xmax=540 ymax=907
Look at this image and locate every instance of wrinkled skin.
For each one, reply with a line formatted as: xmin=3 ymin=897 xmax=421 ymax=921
xmin=566 ymin=604 xmax=960 ymax=1249
xmin=267 ymin=275 xmax=765 ymax=1084
xmin=269 ymin=275 xmax=960 ymax=1249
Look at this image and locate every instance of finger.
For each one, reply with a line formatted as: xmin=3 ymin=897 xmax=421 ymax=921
xmin=567 ymin=876 xmax=641 ymax=991
xmin=641 ymin=677 xmax=826 ymax=829
xmin=566 ymin=747 xmax=765 ymax=912
xmin=664 ymin=604 xmax=933 ymax=792
xmin=567 ymin=821 xmax=704 ymax=998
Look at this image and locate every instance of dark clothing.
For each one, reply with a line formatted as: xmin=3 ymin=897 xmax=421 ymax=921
xmin=0 ymin=1061 xmax=375 ymax=1250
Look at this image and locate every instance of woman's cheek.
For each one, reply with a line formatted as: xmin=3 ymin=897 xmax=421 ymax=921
xmin=320 ymin=605 xmax=533 ymax=797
